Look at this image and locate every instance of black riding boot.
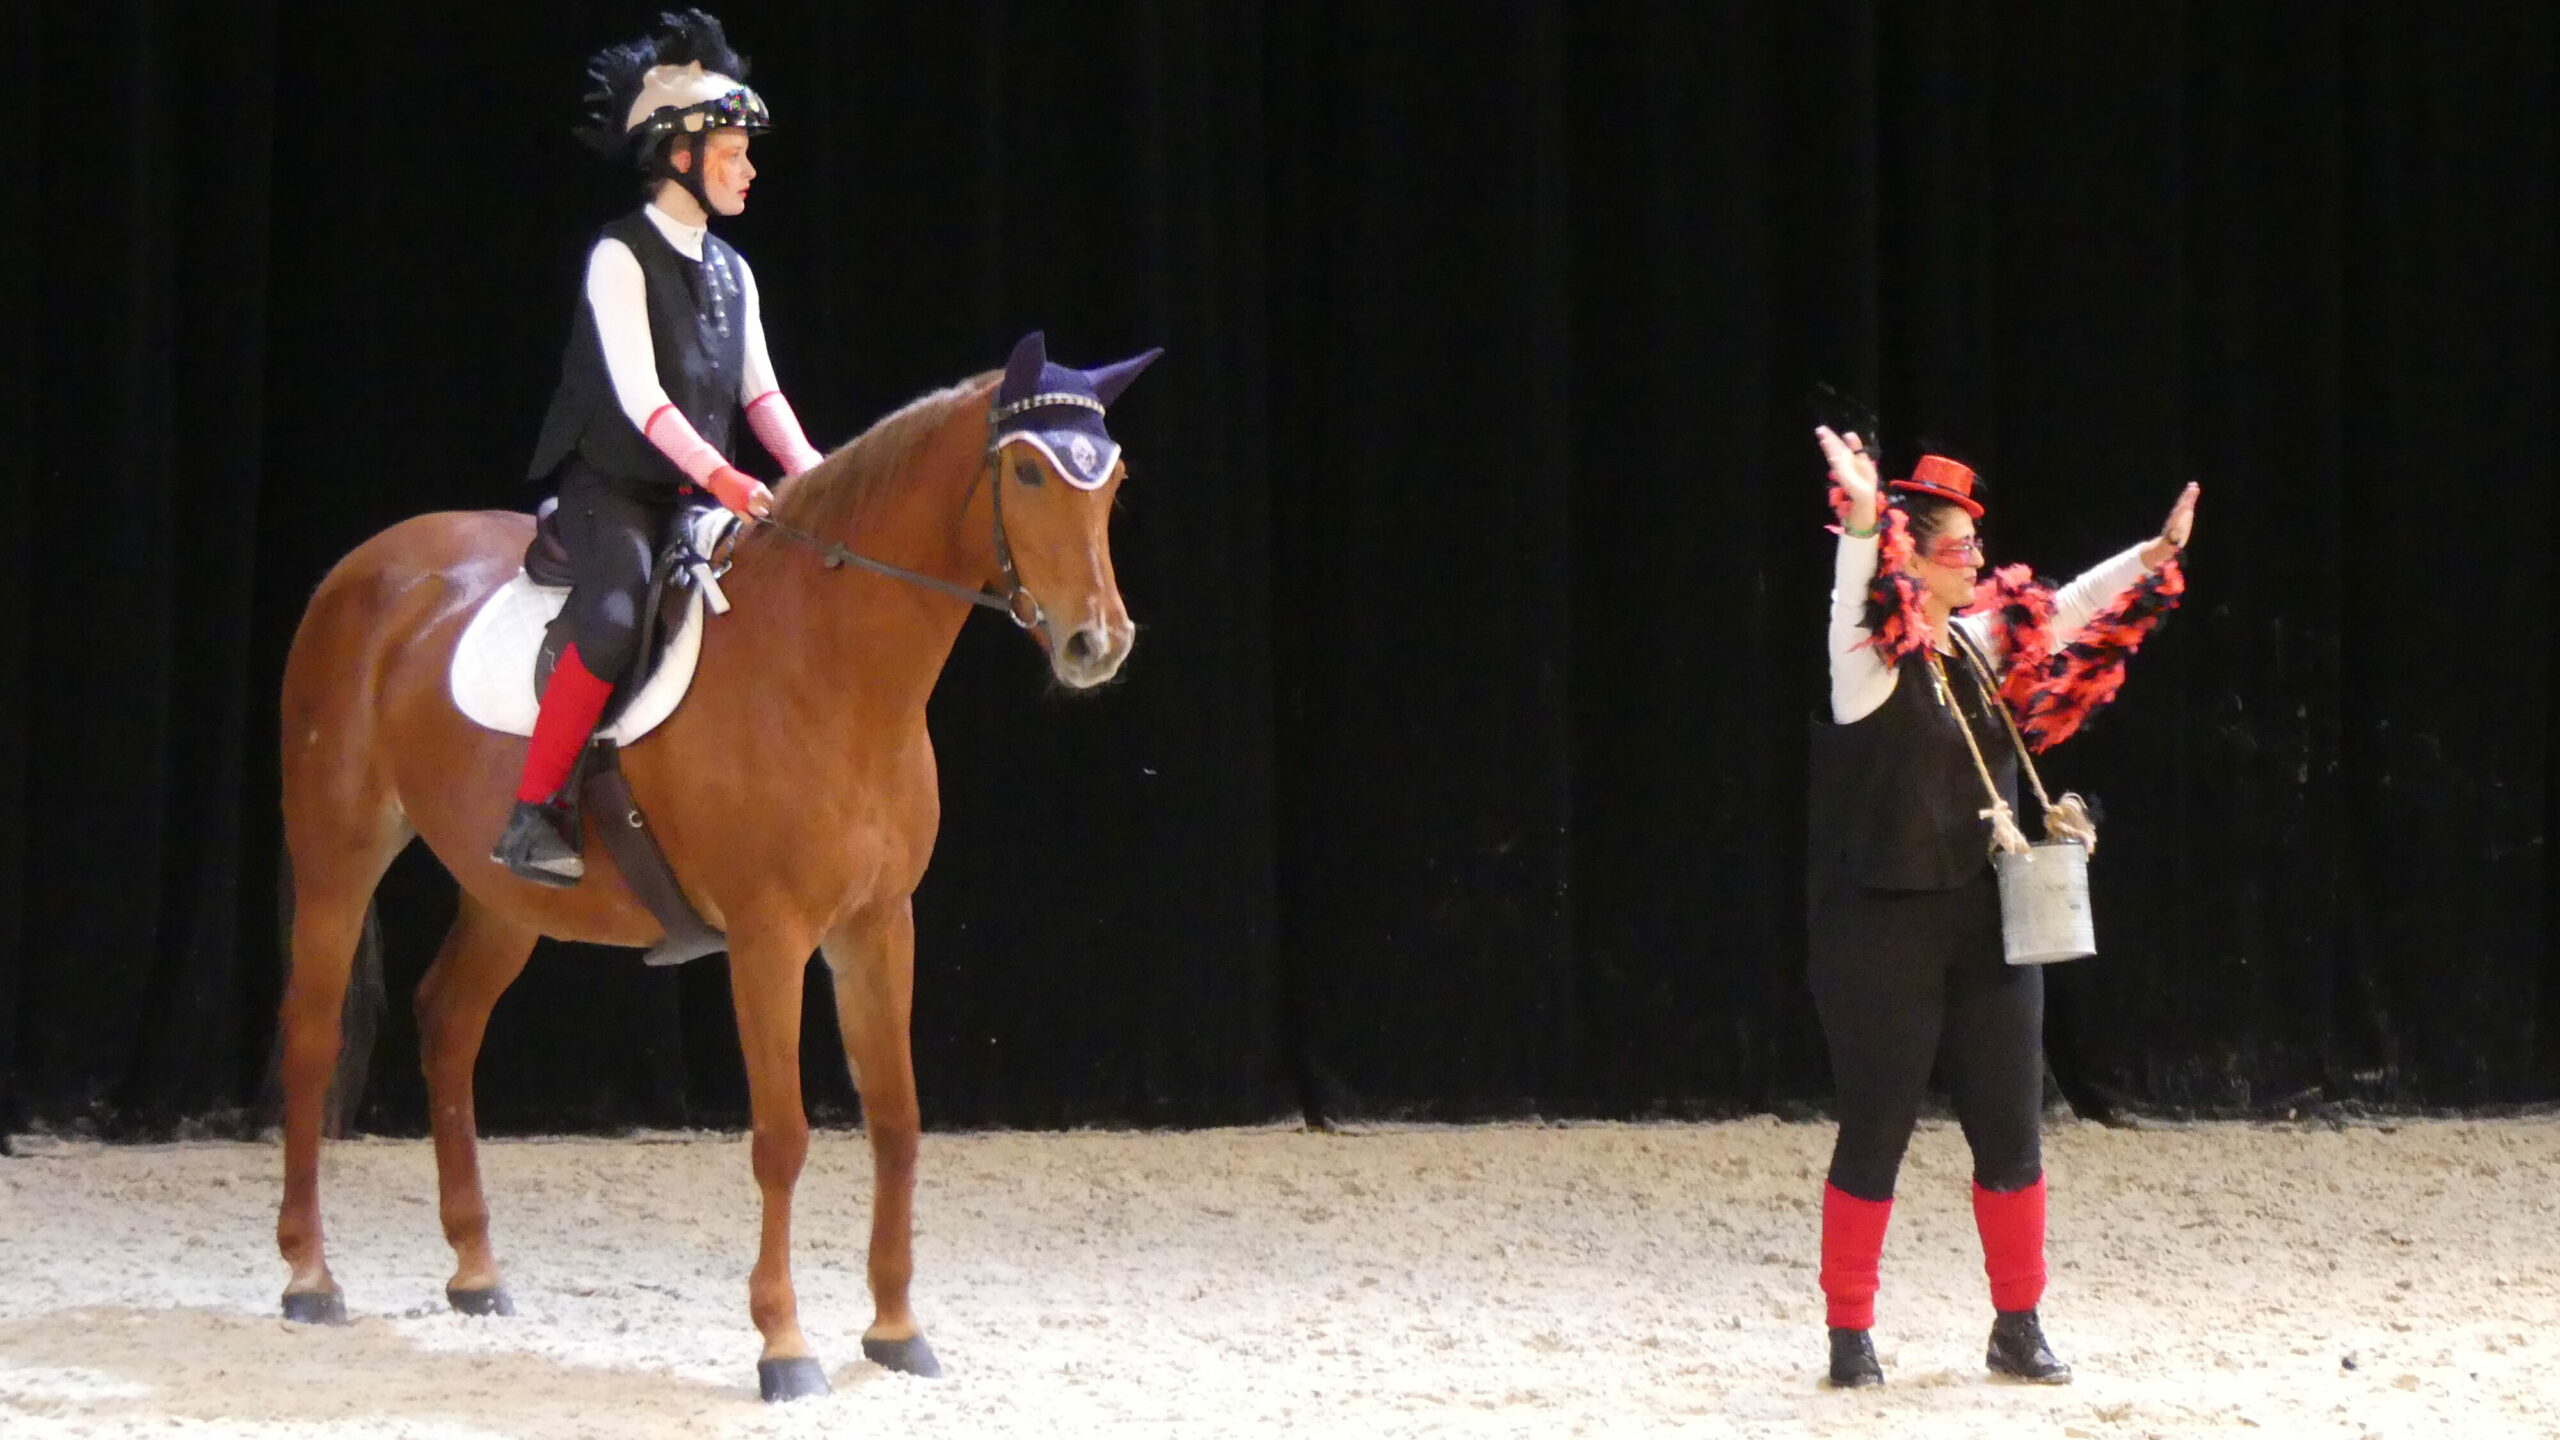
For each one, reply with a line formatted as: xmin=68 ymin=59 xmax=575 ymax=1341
xmin=1986 ymin=1309 xmax=2071 ymax=1383
xmin=1827 ymin=1327 xmax=1884 ymax=1388
xmin=492 ymin=798 xmax=583 ymax=887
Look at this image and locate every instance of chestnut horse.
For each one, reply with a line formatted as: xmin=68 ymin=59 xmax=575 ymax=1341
xmin=273 ymin=358 xmax=1137 ymax=1399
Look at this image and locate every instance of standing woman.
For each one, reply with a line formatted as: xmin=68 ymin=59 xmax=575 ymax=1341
xmin=1806 ymin=426 xmax=2196 ymax=1387
xmin=492 ymin=8 xmax=829 ymax=885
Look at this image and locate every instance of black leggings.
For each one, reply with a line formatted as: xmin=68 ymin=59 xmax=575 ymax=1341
xmin=1809 ymin=869 xmax=2045 ymax=1202
xmin=552 ymin=464 xmax=677 ymax=684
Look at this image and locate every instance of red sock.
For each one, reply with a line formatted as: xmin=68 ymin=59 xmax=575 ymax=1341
xmin=1972 ymin=1174 xmax=2049 ymax=1313
xmin=515 ymin=644 xmax=614 ymax=803
xmin=1820 ymin=1183 xmax=1894 ymax=1330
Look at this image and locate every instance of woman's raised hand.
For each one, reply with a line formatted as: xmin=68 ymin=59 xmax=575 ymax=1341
xmin=2141 ymin=482 xmax=2200 ymax=569
xmin=1816 ymin=426 xmax=1881 ymax=533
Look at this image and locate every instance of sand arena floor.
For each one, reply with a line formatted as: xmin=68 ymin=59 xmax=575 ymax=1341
xmin=1 ymin=1117 xmax=2555 ymax=1439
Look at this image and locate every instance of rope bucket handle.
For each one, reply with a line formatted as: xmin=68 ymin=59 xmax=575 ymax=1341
xmin=1927 ymin=628 xmax=2100 ymax=858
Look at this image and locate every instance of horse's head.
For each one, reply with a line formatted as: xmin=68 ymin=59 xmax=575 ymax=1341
xmin=984 ymin=331 xmax=1161 ymax=690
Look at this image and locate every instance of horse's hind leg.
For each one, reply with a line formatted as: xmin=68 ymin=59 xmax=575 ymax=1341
xmin=822 ymin=902 xmax=941 ymax=1378
xmin=416 ymin=892 xmax=539 ymax=1316
xmin=275 ymin=816 xmax=406 ymax=1324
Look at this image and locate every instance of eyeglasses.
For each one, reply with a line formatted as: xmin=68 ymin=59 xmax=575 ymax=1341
xmin=1922 ymin=535 xmax=1986 ymax=566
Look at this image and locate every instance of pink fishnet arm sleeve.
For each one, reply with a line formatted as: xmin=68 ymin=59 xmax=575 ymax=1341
xmin=744 ymin=391 xmax=825 ymax=477
xmin=643 ymin=404 xmax=763 ymax=516
xmin=641 ymin=404 xmax=730 ymax=486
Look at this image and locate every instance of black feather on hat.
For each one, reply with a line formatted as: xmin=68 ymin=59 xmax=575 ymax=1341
xmin=575 ymin=9 xmax=757 ymax=158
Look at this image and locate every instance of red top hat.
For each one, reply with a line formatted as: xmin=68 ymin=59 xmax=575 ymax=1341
xmin=1889 ymin=455 xmax=1985 ymax=517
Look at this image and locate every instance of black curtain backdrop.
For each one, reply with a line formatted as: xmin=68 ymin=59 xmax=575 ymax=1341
xmin=9 ymin=2 xmax=2551 ymax=1137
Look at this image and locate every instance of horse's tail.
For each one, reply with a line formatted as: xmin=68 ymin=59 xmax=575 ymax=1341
xmin=261 ymin=841 xmax=386 ymax=1139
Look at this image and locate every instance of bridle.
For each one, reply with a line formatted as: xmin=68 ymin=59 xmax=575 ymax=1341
xmin=753 ymin=396 xmax=1066 ymax=637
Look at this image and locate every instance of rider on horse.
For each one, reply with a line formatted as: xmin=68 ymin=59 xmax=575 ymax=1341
xmin=494 ymin=9 xmax=823 ymax=887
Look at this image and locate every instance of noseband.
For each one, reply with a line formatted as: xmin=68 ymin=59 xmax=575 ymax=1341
xmin=755 ymin=399 xmax=1051 ymax=636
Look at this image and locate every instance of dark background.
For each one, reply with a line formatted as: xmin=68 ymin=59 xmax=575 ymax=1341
xmin=8 ymin=2 xmax=2551 ymax=1138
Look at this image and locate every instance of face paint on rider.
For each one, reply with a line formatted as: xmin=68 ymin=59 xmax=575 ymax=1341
xmin=670 ymin=129 xmax=756 ymax=218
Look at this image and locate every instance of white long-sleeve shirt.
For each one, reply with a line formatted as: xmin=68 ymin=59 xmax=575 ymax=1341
xmin=583 ymin=203 xmax=785 ymax=429
xmin=1828 ymin=534 xmax=2154 ymax=724
xmin=575 ymin=203 xmax=824 ymax=484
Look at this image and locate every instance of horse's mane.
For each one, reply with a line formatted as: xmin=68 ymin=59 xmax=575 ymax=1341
xmin=773 ymin=373 xmax=996 ymax=535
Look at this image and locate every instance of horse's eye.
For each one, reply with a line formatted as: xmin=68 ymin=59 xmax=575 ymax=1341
xmin=1013 ymin=460 xmax=1043 ymax=488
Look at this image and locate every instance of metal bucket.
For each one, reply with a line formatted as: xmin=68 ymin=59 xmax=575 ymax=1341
xmin=1994 ymin=840 xmax=2095 ymax=965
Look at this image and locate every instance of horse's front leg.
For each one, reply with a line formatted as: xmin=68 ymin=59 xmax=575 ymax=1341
xmin=727 ymin=922 xmax=831 ymax=1402
xmin=821 ymin=901 xmax=940 ymax=1377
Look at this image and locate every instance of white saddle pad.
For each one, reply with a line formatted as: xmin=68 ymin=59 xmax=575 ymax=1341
xmin=448 ymin=510 xmax=737 ymax=745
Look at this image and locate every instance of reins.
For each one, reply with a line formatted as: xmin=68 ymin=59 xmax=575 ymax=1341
xmin=748 ymin=401 xmax=1047 ymax=633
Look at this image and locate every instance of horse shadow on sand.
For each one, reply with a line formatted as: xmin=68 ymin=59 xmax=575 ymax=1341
xmin=0 ymin=1303 xmax=898 ymax=1433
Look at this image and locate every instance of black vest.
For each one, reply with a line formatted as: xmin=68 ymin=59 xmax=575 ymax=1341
xmin=1807 ymin=641 xmax=2022 ymax=892
xmin=528 ymin=209 xmax=749 ymax=492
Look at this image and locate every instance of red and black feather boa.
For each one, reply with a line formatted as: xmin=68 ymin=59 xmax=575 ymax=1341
xmin=1829 ymin=486 xmax=2184 ymax=752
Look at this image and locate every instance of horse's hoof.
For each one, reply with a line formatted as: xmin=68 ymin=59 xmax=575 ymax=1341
xmin=756 ymin=1356 xmax=831 ymax=1403
xmin=446 ymin=1285 xmax=515 ymax=1317
xmin=862 ymin=1334 xmax=943 ymax=1378
xmin=280 ymin=1289 xmax=348 ymax=1325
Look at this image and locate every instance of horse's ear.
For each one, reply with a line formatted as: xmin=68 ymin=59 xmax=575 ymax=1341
xmin=1002 ymin=331 xmax=1049 ymax=400
xmin=1087 ymin=347 xmax=1163 ymax=408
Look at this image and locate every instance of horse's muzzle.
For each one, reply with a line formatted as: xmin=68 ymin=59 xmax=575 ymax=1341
xmin=1051 ymin=620 xmax=1132 ymax=689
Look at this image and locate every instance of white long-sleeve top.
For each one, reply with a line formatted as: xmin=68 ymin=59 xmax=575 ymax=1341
xmin=584 ymin=203 xmax=786 ymax=428
xmin=1829 ymin=534 xmax=2154 ymax=724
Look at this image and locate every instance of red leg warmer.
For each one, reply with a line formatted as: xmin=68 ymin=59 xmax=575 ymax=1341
xmin=1972 ymin=1174 xmax=2049 ymax=1313
xmin=1819 ymin=1183 xmax=1894 ymax=1330
xmin=515 ymin=644 xmax=614 ymax=804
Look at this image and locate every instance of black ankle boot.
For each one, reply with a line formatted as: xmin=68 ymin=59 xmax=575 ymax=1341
xmin=1986 ymin=1309 xmax=2071 ymax=1383
xmin=1827 ymin=1327 xmax=1883 ymax=1388
xmin=492 ymin=799 xmax=583 ymax=887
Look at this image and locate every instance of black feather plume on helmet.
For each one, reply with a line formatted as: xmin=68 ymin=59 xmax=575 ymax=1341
xmin=575 ymin=9 xmax=759 ymax=159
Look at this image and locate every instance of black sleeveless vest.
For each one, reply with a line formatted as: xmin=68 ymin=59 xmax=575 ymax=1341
xmin=1807 ymin=640 xmax=2022 ymax=892
xmin=527 ymin=209 xmax=749 ymax=492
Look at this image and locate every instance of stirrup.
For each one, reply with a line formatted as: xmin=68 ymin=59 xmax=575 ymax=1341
xmin=492 ymin=799 xmax=583 ymax=888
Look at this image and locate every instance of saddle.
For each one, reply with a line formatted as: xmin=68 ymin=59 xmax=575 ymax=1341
xmin=524 ymin=497 xmax=726 ymax=725
xmin=449 ymin=506 xmax=734 ymax=747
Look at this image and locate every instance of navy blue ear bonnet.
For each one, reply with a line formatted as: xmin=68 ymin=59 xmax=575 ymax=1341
xmin=989 ymin=332 xmax=1163 ymax=490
